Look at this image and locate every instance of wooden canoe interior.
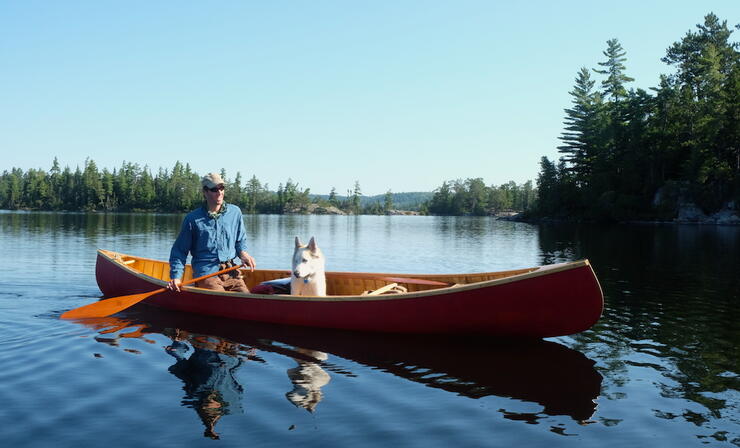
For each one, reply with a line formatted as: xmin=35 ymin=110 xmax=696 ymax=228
xmin=104 ymin=250 xmax=538 ymax=296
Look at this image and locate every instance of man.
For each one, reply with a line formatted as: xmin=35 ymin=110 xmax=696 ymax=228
xmin=167 ymin=172 xmax=256 ymax=293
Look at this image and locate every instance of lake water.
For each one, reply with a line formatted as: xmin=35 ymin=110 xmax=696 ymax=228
xmin=0 ymin=212 xmax=737 ymax=447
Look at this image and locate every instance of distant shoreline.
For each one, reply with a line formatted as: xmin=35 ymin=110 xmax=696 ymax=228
xmin=2 ymin=208 xmax=738 ymax=225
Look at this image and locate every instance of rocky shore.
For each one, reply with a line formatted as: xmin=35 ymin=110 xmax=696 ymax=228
xmin=674 ymin=201 xmax=740 ymax=225
xmin=285 ymin=204 xmax=420 ymax=216
xmin=498 ymin=202 xmax=740 ymax=226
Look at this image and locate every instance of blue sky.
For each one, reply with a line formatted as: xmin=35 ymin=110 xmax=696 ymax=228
xmin=1 ymin=1 xmax=738 ymax=195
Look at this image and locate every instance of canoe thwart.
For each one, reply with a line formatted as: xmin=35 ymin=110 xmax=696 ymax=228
xmin=376 ymin=276 xmax=449 ymax=286
xmin=362 ymin=283 xmax=408 ymax=296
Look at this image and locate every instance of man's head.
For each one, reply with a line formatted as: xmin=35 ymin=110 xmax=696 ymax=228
xmin=201 ymin=173 xmax=225 ymax=190
xmin=201 ymin=173 xmax=225 ymax=210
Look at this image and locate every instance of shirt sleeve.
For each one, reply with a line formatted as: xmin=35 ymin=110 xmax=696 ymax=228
xmin=233 ymin=206 xmax=248 ymax=255
xmin=169 ymin=215 xmax=192 ymax=279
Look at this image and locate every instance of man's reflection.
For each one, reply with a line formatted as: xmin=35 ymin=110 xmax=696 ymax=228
xmin=164 ymin=329 xmax=250 ymax=439
xmin=285 ymin=348 xmax=331 ymax=412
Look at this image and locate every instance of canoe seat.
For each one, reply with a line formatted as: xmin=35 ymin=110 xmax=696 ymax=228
xmin=362 ymin=283 xmax=408 ymax=296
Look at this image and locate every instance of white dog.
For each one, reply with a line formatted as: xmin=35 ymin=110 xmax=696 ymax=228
xmin=290 ymin=236 xmax=327 ymax=296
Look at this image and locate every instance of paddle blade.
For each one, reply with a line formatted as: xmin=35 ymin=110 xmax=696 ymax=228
xmin=60 ymin=289 xmax=162 ymax=319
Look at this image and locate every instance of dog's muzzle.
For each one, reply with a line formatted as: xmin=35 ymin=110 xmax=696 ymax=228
xmin=293 ymin=271 xmax=312 ymax=283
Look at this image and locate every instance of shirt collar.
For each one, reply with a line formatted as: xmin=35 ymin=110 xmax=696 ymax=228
xmin=204 ymin=202 xmax=228 ymax=220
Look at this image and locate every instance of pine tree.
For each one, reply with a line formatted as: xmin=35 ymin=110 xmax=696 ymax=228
xmin=82 ymin=158 xmax=103 ymax=210
xmin=558 ymin=67 xmax=603 ymax=186
xmin=428 ymin=181 xmax=452 ymax=214
xmin=536 ymin=157 xmax=559 ymax=215
xmin=49 ymin=157 xmax=62 ymax=209
xmin=383 ymin=190 xmax=393 ymax=214
xmin=328 ymin=187 xmax=339 ymax=207
xmin=661 ymin=13 xmax=739 ymax=209
xmin=232 ymin=172 xmax=243 ymax=207
xmin=663 ymin=13 xmax=737 ymax=97
xmin=465 ymin=178 xmax=488 ymax=215
xmin=594 ymin=38 xmax=634 ymax=102
xmin=244 ymin=175 xmax=262 ymax=214
xmin=351 ymin=181 xmax=362 ymax=214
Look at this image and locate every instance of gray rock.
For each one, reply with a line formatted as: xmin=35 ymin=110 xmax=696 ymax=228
xmin=711 ymin=208 xmax=740 ymax=225
xmin=675 ymin=202 xmax=709 ymax=223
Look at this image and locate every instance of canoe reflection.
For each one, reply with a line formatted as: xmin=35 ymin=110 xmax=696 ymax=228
xmin=79 ymin=307 xmax=602 ymax=432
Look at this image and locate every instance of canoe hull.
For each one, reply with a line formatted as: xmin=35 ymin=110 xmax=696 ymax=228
xmin=94 ymin=251 xmax=603 ymax=338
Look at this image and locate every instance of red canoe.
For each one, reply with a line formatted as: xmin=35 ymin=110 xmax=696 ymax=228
xmin=94 ymin=249 xmax=604 ymax=338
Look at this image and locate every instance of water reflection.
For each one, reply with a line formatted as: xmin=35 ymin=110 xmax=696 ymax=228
xmin=285 ymin=348 xmax=331 ymax=412
xmin=0 ymin=211 xmax=184 ymax=238
xmin=75 ymin=307 xmax=603 ymax=437
xmin=537 ymin=223 xmax=740 ymax=435
xmin=81 ymin=316 xmax=254 ymax=439
xmin=163 ymin=329 xmax=250 ymax=440
xmin=433 ymin=216 xmax=491 ymax=239
xmin=6 ymin=211 xmax=738 ymax=445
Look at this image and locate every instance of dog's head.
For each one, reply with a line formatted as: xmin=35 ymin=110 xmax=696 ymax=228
xmin=292 ymin=236 xmax=325 ymax=280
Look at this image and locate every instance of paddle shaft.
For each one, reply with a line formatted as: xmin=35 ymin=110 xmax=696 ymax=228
xmin=174 ymin=263 xmax=245 ymax=289
xmin=60 ymin=263 xmax=244 ymax=319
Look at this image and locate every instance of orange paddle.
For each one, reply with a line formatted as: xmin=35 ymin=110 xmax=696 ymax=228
xmin=61 ymin=263 xmax=244 ymax=319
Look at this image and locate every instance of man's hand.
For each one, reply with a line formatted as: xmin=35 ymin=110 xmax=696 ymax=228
xmin=239 ymin=251 xmax=256 ymax=272
xmin=167 ymin=278 xmax=182 ymax=292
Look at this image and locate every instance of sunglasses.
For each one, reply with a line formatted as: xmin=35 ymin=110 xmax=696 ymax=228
xmin=204 ymin=185 xmax=225 ymax=193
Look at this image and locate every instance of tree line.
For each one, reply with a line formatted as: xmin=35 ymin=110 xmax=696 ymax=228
xmin=536 ymin=13 xmax=740 ymax=221
xmin=0 ymin=157 xmax=535 ymax=215
xmin=423 ymin=178 xmax=536 ymax=216
xmin=0 ymin=158 xmax=394 ymax=214
xmin=1 ymin=158 xmax=212 ymax=213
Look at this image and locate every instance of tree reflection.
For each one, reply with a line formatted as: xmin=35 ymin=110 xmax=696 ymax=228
xmin=537 ymin=222 xmax=740 ymax=431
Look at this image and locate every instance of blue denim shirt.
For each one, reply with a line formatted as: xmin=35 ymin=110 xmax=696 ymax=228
xmin=169 ymin=203 xmax=248 ymax=279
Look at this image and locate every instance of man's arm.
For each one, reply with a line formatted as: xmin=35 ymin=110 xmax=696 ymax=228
xmin=168 ymin=216 xmax=192 ymax=292
xmin=233 ymin=207 xmax=256 ymax=271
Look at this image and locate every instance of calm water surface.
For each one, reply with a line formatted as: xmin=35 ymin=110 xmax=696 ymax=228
xmin=0 ymin=212 xmax=737 ymax=447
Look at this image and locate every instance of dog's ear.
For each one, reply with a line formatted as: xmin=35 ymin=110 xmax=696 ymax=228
xmin=308 ymin=237 xmax=318 ymax=253
xmin=295 ymin=236 xmax=303 ymax=248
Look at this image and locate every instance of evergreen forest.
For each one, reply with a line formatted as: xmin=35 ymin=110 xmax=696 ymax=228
xmin=536 ymin=13 xmax=740 ymax=221
xmin=0 ymin=156 xmax=534 ymax=215
xmin=0 ymin=158 xmax=413 ymax=215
